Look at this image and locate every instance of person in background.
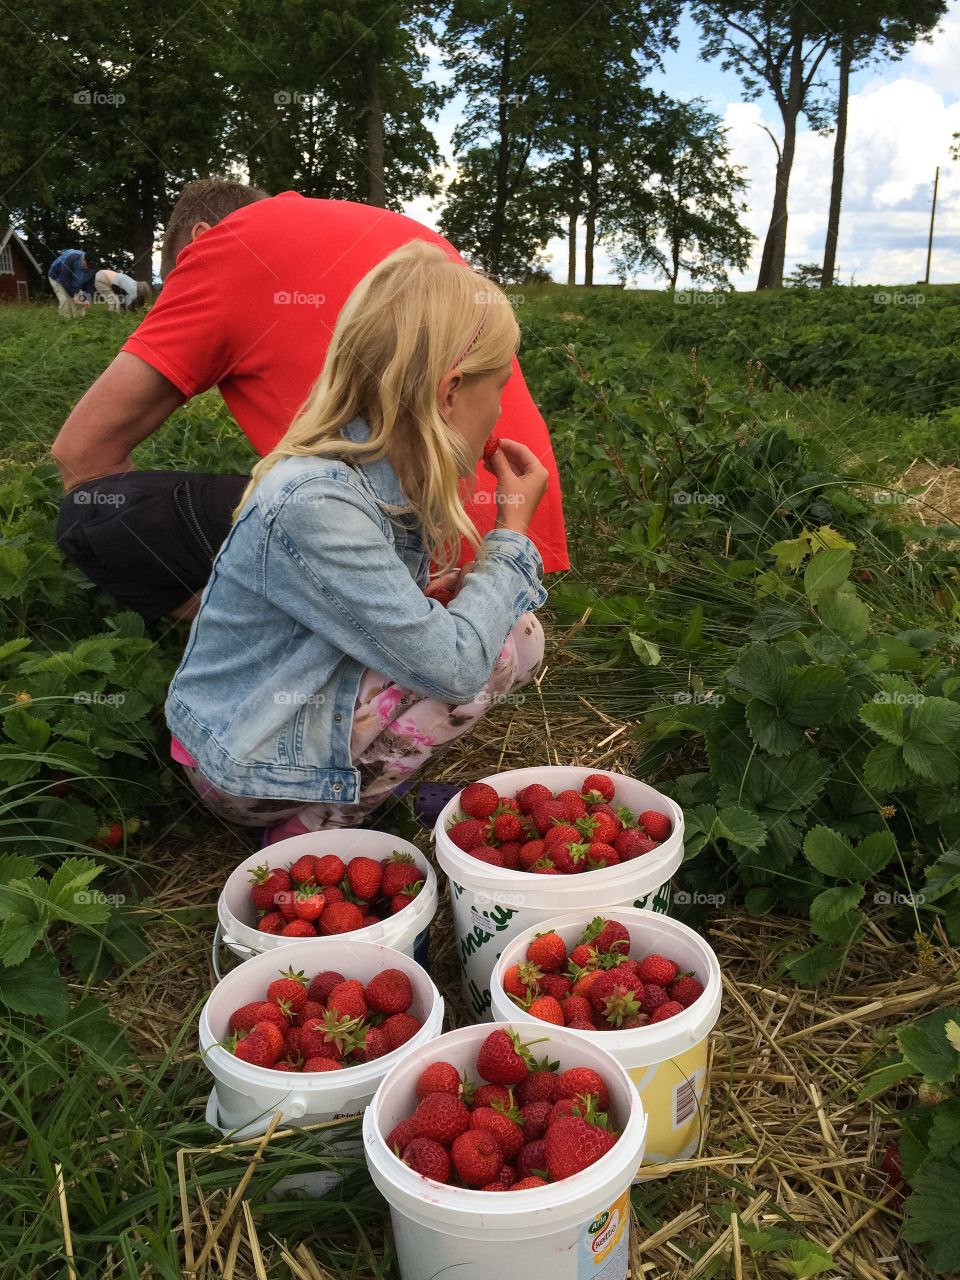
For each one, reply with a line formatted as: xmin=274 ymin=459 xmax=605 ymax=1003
xmin=165 ymin=239 xmax=549 ymax=838
xmin=94 ymin=269 xmax=152 ymax=311
xmin=48 ymin=249 xmax=96 ymax=317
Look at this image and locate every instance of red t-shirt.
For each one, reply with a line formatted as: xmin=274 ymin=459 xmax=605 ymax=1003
xmin=123 ymin=192 xmax=568 ymax=571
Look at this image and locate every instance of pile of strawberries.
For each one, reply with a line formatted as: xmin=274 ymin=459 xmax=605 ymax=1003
xmin=225 ymin=966 xmax=423 ymax=1071
xmin=501 ymin=917 xmax=704 ymax=1030
xmin=446 ymin=774 xmax=672 ymax=873
xmin=387 ymin=1028 xmax=621 ymax=1190
xmin=248 ymin=850 xmax=424 ymax=937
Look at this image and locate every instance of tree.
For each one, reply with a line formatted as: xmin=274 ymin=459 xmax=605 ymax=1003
xmin=784 ymin=261 xmax=823 ymax=287
xmin=606 ymin=98 xmax=753 ymax=288
xmin=818 ymin=0 xmax=946 ymax=287
xmin=692 ymin=2 xmax=834 ymax=290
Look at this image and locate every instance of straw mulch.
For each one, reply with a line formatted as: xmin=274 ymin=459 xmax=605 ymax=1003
xmin=117 ymin=667 xmax=959 ymax=1279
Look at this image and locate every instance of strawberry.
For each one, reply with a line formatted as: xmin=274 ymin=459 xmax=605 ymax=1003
xmin=593 ymin=920 xmax=630 ymax=955
xmin=598 ymin=982 xmax=644 ymax=1028
xmin=299 ymin=1015 xmax=348 ymax=1061
xmin=391 ymin=893 xmax=417 ymax=913
xmin=249 ymin=863 xmax=292 ymax=911
xmin=319 ymin=901 xmax=364 ymax=934
xmin=229 ymin=1001 xmax=287 ymax=1035
xmin=519 ymin=1099 xmax=552 ymax=1140
xmin=430 ymin=583 xmax=455 ymax=607
xmin=638 ymin=810 xmax=672 ymax=841
xmin=267 ymin=971 xmax=308 ymax=1015
xmin=518 ymin=839 xmax=546 ymax=870
xmin=301 ymin=999 xmax=325 ymax=1022
xmin=326 ymin=979 xmax=367 ymax=1022
xmin=568 ymin=1017 xmax=601 ymax=1031
xmin=477 ymin=1029 xmax=532 ymax=1086
xmin=613 ymin=829 xmax=658 ymax=860
xmin=516 ymin=783 xmax=553 ymax=814
xmin=585 ymin=842 xmax=619 ymax=869
xmin=451 ymin=1129 xmax=503 ymax=1187
xmin=587 ymin=967 xmax=640 ymax=1012
xmin=482 ymin=434 xmax=501 ymax=461
xmin=638 ymin=954 xmax=679 ymax=986
xmin=880 ymin=1140 xmax=903 ymax=1187
xmin=404 ymin=1137 xmax=451 ymax=1182
xmin=527 ymin=931 xmax=567 ymax=973
xmin=528 ymin=995 xmax=565 ymax=1025
xmin=276 ymin=888 xmax=299 ymax=920
xmin=490 ymin=812 xmax=523 ymax=843
xmin=650 ymin=1000 xmax=684 ymax=1022
xmin=257 ymin=911 xmax=285 ymax=934
xmin=545 ymin=1114 xmax=617 ymax=1179
xmin=550 ymin=1096 xmax=587 ymax=1124
xmin=414 ymin=1093 xmax=472 ymax=1146
xmin=580 ymin=773 xmax=615 ymax=804
xmin=471 ymin=846 xmax=505 ymax=867
xmin=555 ymin=1067 xmax=609 ymax=1111
xmin=460 ymin=782 xmax=500 ymax=819
xmin=365 ymin=968 xmax=413 ymax=1015
xmin=497 ymin=841 xmax=522 ymax=870
xmin=569 ymin=942 xmax=599 ymax=969
xmin=448 ymin=818 xmax=488 ymax=851
xmin=323 ymin=885 xmax=345 ymax=905
xmin=233 ymin=1030 xmax=277 ymax=1067
xmin=313 ymin=853 xmax=346 ymax=885
xmin=578 ymin=811 xmax=619 ymax=844
xmin=346 ymin=856 xmax=383 ymax=901
xmin=641 ymin=984 xmax=669 ymax=1014
xmin=549 ymin=839 xmax=589 ymax=875
xmin=281 ymin=919 xmax=316 ymax=936
xmin=302 ymin=1057 xmax=341 ymax=1072
xmin=416 ymin=1061 xmax=462 ymax=1101
xmin=354 ymin=1025 xmax=389 ymax=1062
xmin=382 ymin=1012 xmax=422 ymax=1051
xmin=511 ymin=1175 xmax=548 ymax=1190
xmin=529 ymin=799 xmax=567 ymax=835
xmin=553 ymin=789 xmax=588 ymax=821
xmin=489 ymin=1163 xmax=516 ymax=1189
xmin=471 ymin=1105 xmax=524 ymax=1160
xmin=306 ymin=970 xmax=344 ymax=1003
xmin=539 ymin=972 xmax=572 ymax=1000
xmin=273 ymin=1058 xmax=302 ymax=1072
xmin=670 ymin=976 xmax=704 ymax=1008
xmin=293 ymin=884 xmax=326 ymax=920
xmin=561 ymin=995 xmax=594 ymax=1025
xmin=473 ymin=1083 xmax=512 ymax=1109
xmin=380 ymin=852 xmax=421 ymax=897
xmin=502 ymin=963 xmax=536 ymax=1000
xmin=531 ymin=860 xmax=561 ymax=875
xmin=289 ymin=854 xmax=318 ymax=885
xmin=387 ymin=1115 xmax=419 ymax=1154
xmin=516 ymin=1139 xmax=548 ymax=1179
xmin=98 ymin=821 xmax=124 ymax=848
xmin=544 ymin=823 xmax=581 ymax=849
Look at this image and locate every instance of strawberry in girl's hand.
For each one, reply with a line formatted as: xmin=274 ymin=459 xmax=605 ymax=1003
xmin=482 ymin=434 xmax=502 ymax=461
xmin=638 ymin=810 xmax=672 ymax=842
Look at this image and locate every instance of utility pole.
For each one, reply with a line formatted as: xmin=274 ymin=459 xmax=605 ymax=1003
xmin=924 ymin=165 xmax=939 ymax=285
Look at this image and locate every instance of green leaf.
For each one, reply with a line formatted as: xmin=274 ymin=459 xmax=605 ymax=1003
xmin=898 ymin=1008 xmax=960 ymax=1083
xmin=785 ymin=665 xmax=848 ymax=725
xmin=783 ymin=1239 xmax=835 ymax=1278
xmin=56 ymin=997 xmax=130 ymax=1067
xmin=0 ymin=951 xmax=67 ymax=1021
xmin=803 ymin=827 xmax=896 ymax=882
xmin=0 ymin=853 xmax=40 ymax=884
xmin=714 ymin=805 xmax=767 ymax=850
xmin=732 ymin=643 xmax=788 ymax=703
xmin=46 ymin=858 xmax=110 ymax=923
xmin=946 ymin=1020 xmax=960 ymax=1053
xmin=903 ymin=1161 xmax=960 ymax=1272
xmin=0 ymin=637 xmax=32 ymax=667
xmin=810 ymin=884 xmax=864 ymax=925
xmin=746 ymin=699 xmax=804 ymax=755
xmin=903 ymin=740 xmax=959 ymax=784
xmin=745 ymin=886 xmax=779 ymax=915
xmin=0 ymin=545 xmax=30 ymax=597
xmin=681 ymin=804 xmax=718 ymax=860
xmin=781 ymin=943 xmax=842 ymax=984
xmin=768 ymin=536 xmax=811 ymax=572
xmin=909 ymin=695 xmax=960 ymax=745
xmin=859 ymin=698 xmax=905 ymax=745
xmin=804 ymin=549 xmax=852 ymax=600
xmin=818 ymin=587 xmax=871 ymax=644
xmin=873 ymin=635 xmax=922 ymax=672
xmin=857 ymin=1057 xmax=916 ymax=1100
xmin=628 ymin=633 xmax=661 ymax=666
xmin=863 ymin=742 xmax=909 ymax=792
xmin=3 ymin=709 xmax=51 ymax=752
xmin=927 ymin=1100 xmax=960 ymax=1159
xmin=0 ymin=915 xmax=45 ymax=966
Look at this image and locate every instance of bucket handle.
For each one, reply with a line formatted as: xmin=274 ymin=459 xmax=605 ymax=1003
xmin=211 ymin=922 xmax=257 ymax=981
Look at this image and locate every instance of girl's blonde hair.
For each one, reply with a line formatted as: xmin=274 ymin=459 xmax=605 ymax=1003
xmin=238 ymin=240 xmax=521 ymax=572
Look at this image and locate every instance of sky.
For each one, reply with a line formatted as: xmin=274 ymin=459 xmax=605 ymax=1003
xmin=405 ymin=1 xmax=960 ymax=288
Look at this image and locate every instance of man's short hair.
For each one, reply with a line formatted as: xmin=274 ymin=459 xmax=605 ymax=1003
xmin=160 ymin=178 xmax=270 ymax=278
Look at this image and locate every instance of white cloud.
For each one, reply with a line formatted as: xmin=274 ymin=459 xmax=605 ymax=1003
xmin=906 ymin=3 xmax=960 ymax=96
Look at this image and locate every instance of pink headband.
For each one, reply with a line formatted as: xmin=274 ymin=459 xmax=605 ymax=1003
xmin=452 ymin=299 xmax=490 ymax=368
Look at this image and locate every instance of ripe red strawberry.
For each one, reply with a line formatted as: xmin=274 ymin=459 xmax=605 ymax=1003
xmin=382 ymin=1012 xmax=422 ymax=1051
xmin=391 ymin=893 xmax=417 ymax=913
xmin=528 ymin=995 xmax=564 ymax=1025
xmin=539 ymin=972 xmax=571 ymax=1000
xmin=562 ymin=995 xmax=594 ymax=1025
xmin=323 ymin=885 xmax=345 ymax=905
xmin=233 ymin=1030 xmax=277 ymax=1067
xmin=550 ymin=1096 xmax=587 ymax=1124
xmin=569 ymin=942 xmax=599 ymax=969
xmin=529 ymin=799 xmax=567 ymax=835
xmin=318 ymin=901 xmax=364 ymax=934
xmin=638 ymin=954 xmax=678 ymax=986
xmin=613 ymin=829 xmax=658 ymax=860
xmin=298 ymin=1016 xmax=347 ymax=1061
xmin=544 ymin=823 xmax=581 ymax=849
xmin=229 ymin=1001 xmax=287 ymax=1035
xmin=549 ymin=839 xmax=589 ymax=875
xmin=490 ymin=812 xmax=523 ymax=843
xmin=354 ymin=1025 xmax=389 ymax=1062
xmin=452 ymin=1129 xmax=503 ymax=1187
xmin=516 ymin=1139 xmax=548 ymax=1180
xmin=568 ymin=1017 xmax=600 ymax=1031
xmin=598 ymin=982 xmax=644 ymax=1028
xmin=416 ymin=1061 xmax=462 ymax=1100
xmin=482 ymin=434 xmax=501 ymax=461
xmin=516 ymin=783 xmax=552 ymax=814
xmin=471 ymin=846 xmax=505 ymax=867
xmin=473 ymin=1083 xmax=512 ymax=1109
xmin=556 ymin=1067 xmax=610 ymax=1111
xmin=512 ymin=1175 xmax=548 ymax=1189
xmin=578 ymin=811 xmax=619 ymax=844
xmin=387 ymin=1115 xmax=419 ymax=1154
xmin=414 ymin=1092 xmax=472 ymax=1146
xmin=289 ymin=854 xmax=318 ymax=885
xmin=502 ymin=963 xmax=535 ymax=1000
xmin=488 ymin=1162 xmax=516 ymax=1189
xmin=527 ymin=931 xmax=567 ymax=973
xmin=586 ymin=842 xmax=619 ymax=869
xmin=326 ymin=979 xmax=367 ymax=1021
xmin=313 ymin=853 xmax=346 ymax=885
xmin=301 ymin=999 xmax=325 ymax=1022
xmin=531 ymin=860 xmax=561 ymax=875
xmin=545 ymin=1114 xmax=617 ymax=1179
xmin=302 ymin=1057 xmax=341 ymax=1072
xmin=276 ymin=889 xmax=299 ymax=920
xmin=638 ymin=810 xmax=672 ymax=841
xmin=471 ymin=1105 xmax=524 ymax=1160
xmin=593 ymin=920 xmax=630 ymax=954
xmin=518 ymin=839 xmax=546 ymax=870
xmin=498 ymin=842 xmax=522 ymax=870
xmin=880 ymin=1140 xmax=903 ymax=1187
xmin=587 ymin=967 xmax=640 ymax=1012
xmin=293 ymin=885 xmax=325 ymax=920
xmin=448 ymin=818 xmax=487 ymax=851
xmin=273 ymin=1058 xmax=302 ymax=1071
xmin=477 ymin=1028 xmax=533 ymax=1086
xmin=249 ymin=864 xmax=292 ymax=910
xmin=306 ymin=970 xmax=344 ymax=1003
xmin=460 ymin=782 xmax=500 ymax=819
xmin=267 ymin=971 xmax=308 ymax=1015
xmin=554 ymin=789 xmax=588 ymax=821
xmin=381 ymin=853 xmax=421 ymax=897
xmin=365 ymin=968 xmax=413 ymax=1015
xmin=640 ymin=983 xmax=669 ymax=1014
xmin=257 ymin=911 xmax=285 ymax=934
xmin=281 ymin=919 xmax=316 ymax=936
xmin=404 ymin=1137 xmax=451 ymax=1182
xmin=650 ymin=1000 xmax=684 ymax=1022
xmin=361 ymin=913 xmax=380 ymax=928
xmin=519 ymin=1100 xmax=552 ymax=1140
xmin=515 ymin=1069 xmax=558 ymax=1105
xmin=670 ymin=976 xmax=704 ymax=1008
xmin=346 ymin=856 xmax=383 ymax=901
xmin=580 ymin=773 xmax=615 ymax=804
xmin=252 ymin=1021 xmax=285 ymax=1059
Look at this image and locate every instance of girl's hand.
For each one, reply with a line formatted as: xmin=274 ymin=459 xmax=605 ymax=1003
xmin=425 ymin=564 xmax=474 ymax=606
xmin=484 ymin=439 xmax=548 ymax=536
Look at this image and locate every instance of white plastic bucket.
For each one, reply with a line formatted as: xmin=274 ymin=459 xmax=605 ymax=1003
xmin=199 ymin=938 xmax=444 ymax=1150
xmin=433 ymin=767 xmax=683 ymax=1021
xmin=363 ymin=1022 xmax=647 ymax=1280
xmin=217 ymin=829 xmax=438 ymax=965
xmin=490 ymin=909 xmax=721 ymax=1176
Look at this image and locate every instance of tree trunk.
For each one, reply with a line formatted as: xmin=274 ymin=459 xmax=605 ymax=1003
xmin=567 ymin=144 xmax=581 ymax=285
xmin=584 ymin=142 xmax=599 ymax=286
xmin=488 ymin=32 xmax=513 ymax=278
xmin=757 ymin=39 xmax=803 ymax=289
xmin=131 ymin=169 xmax=155 ymax=279
xmin=821 ymin=38 xmax=850 ymax=288
xmin=362 ymin=48 xmax=385 ymax=207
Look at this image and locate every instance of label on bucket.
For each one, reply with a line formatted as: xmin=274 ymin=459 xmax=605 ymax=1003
xmin=580 ymin=1189 xmax=629 ymax=1279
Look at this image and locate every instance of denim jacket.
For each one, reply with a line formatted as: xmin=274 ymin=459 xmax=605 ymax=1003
xmin=165 ymin=417 xmax=548 ymax=802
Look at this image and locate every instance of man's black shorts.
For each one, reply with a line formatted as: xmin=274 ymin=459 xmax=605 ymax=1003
xmin=56 ymin=470 xmax=247 ymax=622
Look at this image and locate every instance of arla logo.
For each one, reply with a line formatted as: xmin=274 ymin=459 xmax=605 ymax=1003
xmin=588 ymin=1211 xmax=609 ymax=1235
xmin=590 ymin=1208 xmax=620 ymax=1255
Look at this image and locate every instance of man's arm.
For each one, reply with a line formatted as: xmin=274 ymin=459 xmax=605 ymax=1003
xmin=51 ymin=352 xmax=186 ymax=490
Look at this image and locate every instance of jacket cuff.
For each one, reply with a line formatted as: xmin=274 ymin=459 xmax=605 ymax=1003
xmin=482 ymin=528 xmax=548 ymax=610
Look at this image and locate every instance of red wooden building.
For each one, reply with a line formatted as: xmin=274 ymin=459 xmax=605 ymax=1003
xmin=0 ymin=227 xmax=43 ymax=301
